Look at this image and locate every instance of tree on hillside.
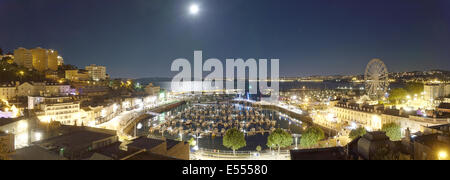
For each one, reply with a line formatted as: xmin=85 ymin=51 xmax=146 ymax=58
xmin=382 ymin=123 xmax=402 ymax=141
xmin=58 ymin=64 xmax=78 ymax=71
xmin=349 ymin=127 xmax=367 ymax=140
xmin=388 ymin=88 xmax=408 ymax=104
xmin=223 ymin=128 xmax=246 ymax=155
xmin=267 ymin=128 xmax=293 ymax=155
xmin=300 ymin=126 xmax=325 ymax=148
xmin=405 ymin=82 xmax=424 ymax=95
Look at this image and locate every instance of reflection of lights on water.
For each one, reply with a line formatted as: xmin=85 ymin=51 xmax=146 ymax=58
xmin=15 ymin=132 xmax=29 ymax=149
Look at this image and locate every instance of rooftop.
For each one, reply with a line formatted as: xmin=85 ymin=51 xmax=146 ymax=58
xmin=0 ymin=117 xmax=25 ymax=127
xmin=290 ymin=147 xmax=347 ymax=160
xmin=127 ymin=137 xmax=165 ymax=150
xmin=125 ymin=151 xmax=179 ymax=160
xmin=36 ymin=127 xmax=116 ymax=153
xmin=90 ymin=142 xmax=142 ymax=160
xmin=8 ymin=145 xmax=67 ymax=160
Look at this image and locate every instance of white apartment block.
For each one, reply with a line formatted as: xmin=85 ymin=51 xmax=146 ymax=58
xmin=29 ymin=96 xmax=81 ymax=125
xmin=424 ymin=84 xmax=450 ymax=101
xmin=85 ymin=64 xmax=107 ymax=81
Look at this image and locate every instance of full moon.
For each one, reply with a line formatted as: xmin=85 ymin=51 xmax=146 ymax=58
xmin=189 ymin=4 xmax=199 ymax=15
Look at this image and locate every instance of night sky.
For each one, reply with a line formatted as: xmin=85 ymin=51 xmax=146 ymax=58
xmin=1 ymin=0 xmax=449 ymax=78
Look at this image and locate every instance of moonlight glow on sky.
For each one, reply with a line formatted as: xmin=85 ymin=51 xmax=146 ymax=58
xmin=189 ymin=4 xmax=199 ymax=15
xmin=1 ymin=0 xmax=449 ymax=78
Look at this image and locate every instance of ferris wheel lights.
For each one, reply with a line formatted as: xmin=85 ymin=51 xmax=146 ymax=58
xmin=365 ymin=58 xmax=389 ymax=97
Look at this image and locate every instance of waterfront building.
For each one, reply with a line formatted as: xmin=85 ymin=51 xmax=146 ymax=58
xmin=13 ymin=48 xmax=33 ymax=69
xmin=291 ymin=131 xmax=412 ymax=160
xmin=85 ymin=64 xmax=107 ymax=81
xmin=29 ymin=96 xmax=81 ymax=125
xmin=0 ymin=83 xmax=18 ymax=100
xmin=38 ymin=101 xmax=81 ymax=125
xmin=333 ymin=102 xmax=450 ymax=134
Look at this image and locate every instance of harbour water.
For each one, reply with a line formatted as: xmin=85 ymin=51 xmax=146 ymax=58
xmin=136 ymin=103 xmax=305 ymax=151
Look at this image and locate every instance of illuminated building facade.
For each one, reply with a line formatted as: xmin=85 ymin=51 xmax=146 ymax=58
xmin=0 ymin=84 xmax=17 ymax=100
xmin=0 ymin=118 xmax=40 ymax=149
xmin=13 ymin=48 xmax=33 ymax=69
xmin=333 ymin=102 xmax=449 ymax=134
xmin=85 ymin=64 xmax=107 ymax=81
xmin=31 ymin=47 xmax=48 ymax=72
xmin=424 ymin=84 xmax=450 ymax=101
xmin=29 ymin=96 xmax=81 ymax=125
xmin=145 ymin=83 xmax=161 ymax=96
xmin=65 ymin=70 xmax=79 ymax=81
xmin=14 ymin=47 xmax=63 ymax=72
xmin=17 ymin=82 xmax=70 ymax=97
xmin=47 ymin=49 xmax=59 ymax=71
xmin=65 ymin=70 xmax=90 ymax=82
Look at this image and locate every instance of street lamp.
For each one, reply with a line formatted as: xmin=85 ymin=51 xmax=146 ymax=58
xmin=438 ymin=151 xmax=448 ymax=160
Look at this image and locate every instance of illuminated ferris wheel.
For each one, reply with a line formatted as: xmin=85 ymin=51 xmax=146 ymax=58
xmin=364 ymin=58 xmax=389 ymax=97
